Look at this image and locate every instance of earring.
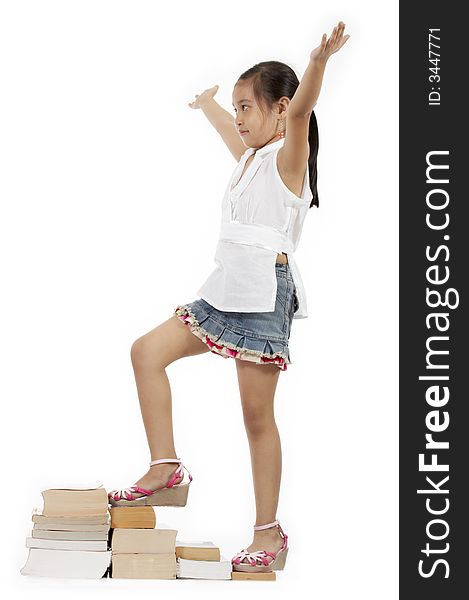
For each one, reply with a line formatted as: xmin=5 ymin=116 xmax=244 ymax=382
xmin=277 ymin=119 xmax=285 ymax=139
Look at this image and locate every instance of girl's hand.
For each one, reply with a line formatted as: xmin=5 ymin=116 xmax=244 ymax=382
xmin=188 ymin=84 xmax=219 ymax=109
xmin=310 ymin=21 xmax=350 ymax=63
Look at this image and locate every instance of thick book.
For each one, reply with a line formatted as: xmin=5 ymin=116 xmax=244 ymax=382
xmin=176 ymin=555 xmax=232 ymax=580
xmin=111 ymin=528 xmax=177 ymax=554
xmin=109 ymin=506 xmax=156 ymax=529
xmin=111 ymin=553 xmax=176 ymax=579
xmin=26 ymin=537 xmax=108 ymax=551
xmin=40 ymin=485 xmax=109 ymax=517
xmin=175 ymin=540 xmax=221 ymax=561
xmin=20 ymin=548 xmax=111 ymax=579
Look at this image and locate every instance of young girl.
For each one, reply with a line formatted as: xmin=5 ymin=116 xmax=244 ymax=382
xmin=108 ymin=21 xmax=350 ymax=573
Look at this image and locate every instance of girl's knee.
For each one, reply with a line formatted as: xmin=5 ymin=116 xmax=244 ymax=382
xmin=242 ymin=407 xmax=276 ymax=435
xmin=130 ymin=336 xmax=162 ymax=369
xmin=130 ymin=337 xmax=145 ymax=366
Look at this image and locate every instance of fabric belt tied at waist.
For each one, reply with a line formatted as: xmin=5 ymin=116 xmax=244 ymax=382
xmin=219 ymin=221 xmax=294 ymax=254
xmin=218 ymin=221 xmax=307 ymax=316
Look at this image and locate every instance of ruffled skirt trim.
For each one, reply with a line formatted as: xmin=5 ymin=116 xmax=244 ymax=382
xmin=174 ymin=304 xmax=290 ymax=371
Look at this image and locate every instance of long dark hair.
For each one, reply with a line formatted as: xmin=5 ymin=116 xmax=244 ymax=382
xmin=237 ymin=60 xmax=319 ymax=209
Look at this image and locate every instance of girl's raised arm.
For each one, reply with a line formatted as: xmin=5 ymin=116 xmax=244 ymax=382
xmin=189 ymin=85 xmax=246 ymax=162
xmin=281 ymin=21 xmax=350 ymax=175
xmin=289 ymin=20 xmax=350 ymax=118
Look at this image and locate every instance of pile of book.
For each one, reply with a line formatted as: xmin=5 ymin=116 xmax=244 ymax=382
xmin=20 ymin=483 xmax=276 ymax=581
xmin=20 ymin=484 xmax=111 ymax=578
xmin=109 ymin=505 xmax=232 ymax=580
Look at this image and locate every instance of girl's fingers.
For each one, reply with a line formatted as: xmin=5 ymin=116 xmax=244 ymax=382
xmin=332 ymin=21 xmax=345 ymax=49
xmin=332 ymin=24 xmax=340 ymax=45
xmin=313 ymin=21 xmax=347 ymax=57
xmin=336 ymin=32 xmax=342 ymax=46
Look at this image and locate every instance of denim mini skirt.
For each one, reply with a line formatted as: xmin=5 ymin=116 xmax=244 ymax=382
xmin=174 ymin=262 xmax=299 ymax=371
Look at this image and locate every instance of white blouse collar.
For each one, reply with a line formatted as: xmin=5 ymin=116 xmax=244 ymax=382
xmin=244 ymin=137 xmax=285 ymax=159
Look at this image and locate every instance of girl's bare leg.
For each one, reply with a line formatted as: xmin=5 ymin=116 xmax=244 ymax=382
xmin=127 ymin=314 xmax=209 ymax=498
xmin=235 ymin=359 xmax=286 ymax=561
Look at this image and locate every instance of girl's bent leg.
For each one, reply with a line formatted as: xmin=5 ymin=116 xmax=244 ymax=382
xmin=235 ymin=359 xmax=285 ymax=561
xmin=125 ymin=314 xmax=210 ymax=497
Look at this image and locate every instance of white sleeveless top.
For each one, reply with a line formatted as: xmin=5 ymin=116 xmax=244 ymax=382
xmin=196 ymin=137 xmax=312 ymax=319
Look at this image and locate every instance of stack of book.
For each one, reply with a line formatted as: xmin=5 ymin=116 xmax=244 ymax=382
xmin=20 ymin=484 xmax=111 ymax=579
xmin=109 ymin=506 xmax=177 ymax=579
xmin=20 ymin=485 xmax=276 ymax=581
xmin=175 ymin=534 xmax=275 ymax=580
xmin=175 ymin=540 xmax=232 ymax=580
xmin=108 ymin=506 xmax=232 ymax=580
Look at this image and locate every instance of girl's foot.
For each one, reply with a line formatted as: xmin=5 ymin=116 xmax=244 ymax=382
xmin=238 ymin=525 xmax=285 ymax=565
xmin=127 ymin=462 xmax=183 ymax=499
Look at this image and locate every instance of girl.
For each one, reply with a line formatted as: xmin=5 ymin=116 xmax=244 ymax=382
xmin=108 ymin=21 xmax=350 ymax=573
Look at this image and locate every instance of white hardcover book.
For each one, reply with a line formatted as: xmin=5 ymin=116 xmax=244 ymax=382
xmin=20 ymin=548 xmax=111 ymax=578
xmin=176 ymin=555 xmax=232 ymax=580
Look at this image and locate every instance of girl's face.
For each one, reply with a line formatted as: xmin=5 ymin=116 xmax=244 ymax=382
xmin=232 ymin=80 xmax=287 ymax=150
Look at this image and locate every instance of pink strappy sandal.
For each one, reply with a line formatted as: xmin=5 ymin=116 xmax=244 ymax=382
xmin=231 ymin=519 xmax=289 ymax=573
xmin=107 ymin=458 xmax=193 ymax=507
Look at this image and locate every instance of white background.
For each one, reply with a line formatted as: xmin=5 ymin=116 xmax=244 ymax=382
xmin=0 ymin=0 xmax=398 ymax=597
